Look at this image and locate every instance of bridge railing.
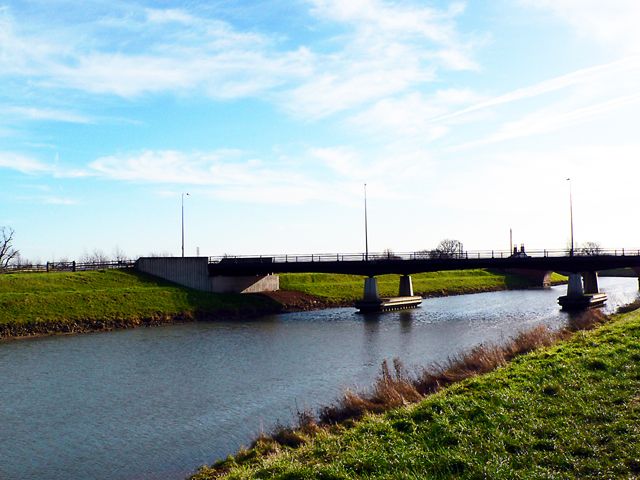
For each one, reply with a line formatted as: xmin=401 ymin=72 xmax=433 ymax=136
xmin=209 ymin=248 xmax=640 ymax=264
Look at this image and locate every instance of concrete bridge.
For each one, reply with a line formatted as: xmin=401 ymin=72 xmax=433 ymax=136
xmin=137 ymin=248 xmax=640 ymax=311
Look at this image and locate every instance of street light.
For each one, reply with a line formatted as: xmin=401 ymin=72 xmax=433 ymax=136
xmin=567 ymin=178 xmax=574 ymax=256
xmin=181 ymin=192 xmax=190 ymax=257
xmin=364 ymin=183 xmax=369 ymax=261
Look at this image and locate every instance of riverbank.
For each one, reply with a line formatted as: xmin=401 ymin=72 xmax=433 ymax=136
xmin=0 ymin=269 xmax=282 ymax=339
xmin=191 ymin=306 xmax=640 ymax=479
xmin=0 ymin=268 xmax=565 ymax=340
xmin=278 ymin=270 xmax=566 ymax=306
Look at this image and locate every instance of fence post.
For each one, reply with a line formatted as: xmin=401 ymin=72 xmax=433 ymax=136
xmin=72 ymin=261 xmax=76 ymax=272
xmin=46 ymin=262 xmax=50 ymax=273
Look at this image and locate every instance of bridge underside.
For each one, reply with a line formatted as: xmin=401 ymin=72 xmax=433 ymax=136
xmin=137 ymin=255 xmax=640 ymax=310
xmin=208 ymin=255 xmax=640 ymax=277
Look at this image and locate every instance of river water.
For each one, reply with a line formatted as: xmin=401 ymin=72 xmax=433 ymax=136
xmin=1 ymin=278 xmax=638 ymax=480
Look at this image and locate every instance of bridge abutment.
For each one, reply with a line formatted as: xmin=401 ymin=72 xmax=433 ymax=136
xmin=135 ymin=257 xmax=279 ymax=294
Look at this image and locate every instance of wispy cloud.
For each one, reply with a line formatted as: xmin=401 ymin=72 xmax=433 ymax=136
xmin=3 ymin=106 xmax=91 ymax=124
xmin=0 ymin=2 xmax=479 ymax=121
xmin=434 ymin=56 xmax=640 ymax=123
xmin=0 ymin=6 xmax=309 ymax=100
xmin=0 ymin=152 xmax=53 ymax=174
xmin=520 ymin=0 xmax=640 ymax=54
xmin=281 ymin=0 xmax=479 ymax=119
xmin=0 ymin=151 xmax=89 ymax=178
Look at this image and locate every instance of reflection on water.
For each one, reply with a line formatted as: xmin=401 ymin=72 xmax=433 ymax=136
xmin=0 ymin=278 xmax=637 ymax=480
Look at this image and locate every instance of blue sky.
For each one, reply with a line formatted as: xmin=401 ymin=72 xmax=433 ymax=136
xmin=1 ymin=0 xmax=639 ymax=261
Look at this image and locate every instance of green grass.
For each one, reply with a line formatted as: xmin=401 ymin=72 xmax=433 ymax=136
xmin=0 ymin=269 xmax=280 ymax=336
xmin=0 ymin=268 xmax=566 ymax=337
xmin=281 ymin=270 xmax=566 ymax=302
xmin=192 ymin=309 xmax=640 ymax=479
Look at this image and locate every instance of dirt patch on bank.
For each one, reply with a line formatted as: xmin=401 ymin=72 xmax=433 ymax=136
xmin=259 ymin=290 xmax=351 ymax=311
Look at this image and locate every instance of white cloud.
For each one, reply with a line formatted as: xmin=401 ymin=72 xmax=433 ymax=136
xmin=0 ymin=152 xmax=52 ymax=174
xmin=43 ymin=196 xmax=77 ymax=205
xmin=429 ymin=55 xmax=640 ymax=149
xmin=521 ymin=0 xmax=640 ymax=54
xmin=4 ymin=106 xmax=91 ymax=124
xmin=435 ymin=56 xmax=640 ymax=124
xmin=348 ymin=89 xmax=483 ymax=139
xmin=0 ymin=2 xmax=479 ymax=120
xmin=145 ymin=8 xmax=196 ymax=25
xmin=281 ymin=0 xmax=478 ymax=118
xmin=0 ymin=7 xmax=310 ymax=100
xmin=0 ymin=151 xmax=89 ymax=178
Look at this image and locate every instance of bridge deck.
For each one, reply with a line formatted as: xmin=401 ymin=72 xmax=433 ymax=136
xmin=208 ymin=249 xmax=640 ymax=277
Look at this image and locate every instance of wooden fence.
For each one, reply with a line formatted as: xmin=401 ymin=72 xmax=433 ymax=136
xmin=1 ymin=260 xmax=136 ymax=274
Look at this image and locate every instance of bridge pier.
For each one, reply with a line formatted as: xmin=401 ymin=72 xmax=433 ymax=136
xmin=399 ymin=275 xmax=414 ymax=296
xmin=582 ymin=271 xmax=600 ymax=294
xmin=363 ymin=276 xmax=380 ymax=301
xmin=558 ymin=272 xmax=607 ymax=311
xmin=355 ymin=275 xmax=422 ymax=312
xmin=632 ymin=267 xmax=640 ymax=290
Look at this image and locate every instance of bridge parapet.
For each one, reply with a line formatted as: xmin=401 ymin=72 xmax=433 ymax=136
xmin=208 ymin=249 xmax=640 ymax=277
xmin=209 ymin=248 xmax=640 ymax=265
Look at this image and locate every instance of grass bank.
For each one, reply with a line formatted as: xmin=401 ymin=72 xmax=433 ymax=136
xmin=0 ymin=269 xmax=281 ymax=339
xmin=280 ymin=270 xmax=566 ymax=304
xmin=192 ymin=307 xmax=640 ymax=479
xmin=1 ymin=268 xmax=566 ymax=339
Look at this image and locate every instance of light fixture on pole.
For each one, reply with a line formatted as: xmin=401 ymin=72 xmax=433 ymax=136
xmin=364 ymin=183 xmax=369 ymax=261
xmin=181 ymin=192 xmax=190 ymax=258
xmin=567 ymin=178 xmax=574 ymax=256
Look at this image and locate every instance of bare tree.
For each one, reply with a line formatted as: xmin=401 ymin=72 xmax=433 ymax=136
xmin=382 ymin=248 xmax=401 ymax=260
xmin=80 ymin=249 xmax=110 ymax=263
xmin=0 ymin=227 xmax=19 ymax=271
xmin=112 ymin=246 xmax=129 ymax=262
xmin=579 ymin=241 xmax=602 ymax=256
xmin=430 ymin=239 xmax=464 ymax=259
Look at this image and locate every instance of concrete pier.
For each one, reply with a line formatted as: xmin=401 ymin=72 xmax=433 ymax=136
xmin=363 ymin=276 xmax=380 ymax=301
xmin=558 ymin=271 xmax=607 ymax=311
xmin=355 ymin=275 xmax=422 ymax=313
xmin=582 ymin=271 xmax=600 ymax=294
xmin=399 ymin=275 xmax=414 ymax=296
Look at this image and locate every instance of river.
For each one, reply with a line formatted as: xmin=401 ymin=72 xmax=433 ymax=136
xmin=0 ymin=277 xmax=638 ymax=480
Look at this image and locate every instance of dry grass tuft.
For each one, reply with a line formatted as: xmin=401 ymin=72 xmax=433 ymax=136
xmin=249 ymin=305 xmax=625 ymax=450
xmin=617 ymin=298 xmax=640 ymax=314
xmin=566 ymin=309 xmax=609 ymax=331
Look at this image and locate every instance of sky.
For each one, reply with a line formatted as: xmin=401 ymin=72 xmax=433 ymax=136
xmin=1 ymin=0 xmax=640 ymax=261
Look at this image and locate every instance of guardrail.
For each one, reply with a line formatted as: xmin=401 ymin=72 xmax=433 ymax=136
xmin=1 ymin=260 xmax=136 ymax=274
xmin=209 ymin=248 xmax=640 ymax=264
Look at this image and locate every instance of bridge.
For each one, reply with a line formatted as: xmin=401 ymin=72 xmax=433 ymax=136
xmin=207 ymin=249 xmax=640 ymax=276
xmin=136 ymin=248 xmax=640 ymax=311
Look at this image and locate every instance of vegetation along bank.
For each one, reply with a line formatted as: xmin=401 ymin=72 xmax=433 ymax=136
xmin=0 ymin=268 xmax=565 ymax=339
xmin=191 ymin=305 xmax=640 ymax=479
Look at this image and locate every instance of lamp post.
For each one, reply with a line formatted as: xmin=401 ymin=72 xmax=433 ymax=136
xmin=181 ymin=192 xmax=190 ymax=257
xmin=364 ymin=183 xmax=369 ymax=261
xmin=567 ymin=178 xmax=574 ymax=256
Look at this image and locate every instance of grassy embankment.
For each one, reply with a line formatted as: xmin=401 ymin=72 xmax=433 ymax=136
xmin=0 ymin=268 xmax=566 ymax=338
xmin=0 ymin=269 xmax=281 ymax=338
xmin=280 ymin=270 xmax=566 ymax=304
xmin=192 ymin=308 xmax=640 ymax=479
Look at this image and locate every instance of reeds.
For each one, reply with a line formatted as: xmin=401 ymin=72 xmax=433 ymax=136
xmin=252 ymin=308 xmax=612 ymax=455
